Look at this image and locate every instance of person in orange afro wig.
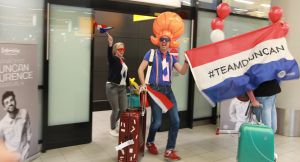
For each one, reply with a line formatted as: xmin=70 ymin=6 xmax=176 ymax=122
xmin=138 ymin=11 xmax=189 ymax=161
xmin=150 ymin=12 xmax=184 ymax=48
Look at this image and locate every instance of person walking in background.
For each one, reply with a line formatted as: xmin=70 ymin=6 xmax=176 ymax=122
xmin=138 ymin=12 xmax=189 ymax=161
xmin=0 ymin=91 xmax=31 ymax=162
xmin=105 ymin=34 xmax=129 ymax=137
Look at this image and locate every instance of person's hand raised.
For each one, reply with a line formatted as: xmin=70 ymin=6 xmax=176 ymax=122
xmin=107 ymin=33 xmax=113 ymax=47
xmin=0 ymin=140 xmax=19 ymax=162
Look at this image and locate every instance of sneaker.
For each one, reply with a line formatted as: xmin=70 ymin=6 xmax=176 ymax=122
xmin=274 ymin=152 xmax=278 ymax=162
xmin=164 ymin=150 xmax=181 ymax=161
xmin=146 ymin=143 xmax=158 ymax=155
xmin=109 ymin=128 xmax=119 ymax=137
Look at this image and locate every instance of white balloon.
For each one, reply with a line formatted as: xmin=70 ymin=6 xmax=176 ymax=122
xmin=210 ymin=29 xmax=225 ymax=43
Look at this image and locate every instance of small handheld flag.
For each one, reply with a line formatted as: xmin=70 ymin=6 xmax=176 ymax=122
xmin=97 ymin=24 xmax=113 ymax=33
xmin=93 ymin=21 xmax=113 ymax=34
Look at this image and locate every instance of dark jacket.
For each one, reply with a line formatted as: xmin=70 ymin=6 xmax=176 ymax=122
xmin=107 ymin=46 xmax=129 ymax=86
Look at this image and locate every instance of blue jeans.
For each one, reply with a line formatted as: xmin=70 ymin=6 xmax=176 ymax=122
xmin=147 ymin=85 xmax=180 ymax=150
xmin=253 ymin=95 xmax=277 ymax=133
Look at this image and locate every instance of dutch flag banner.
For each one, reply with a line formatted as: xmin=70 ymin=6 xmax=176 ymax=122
xmin=185 ymin=22 xmax=299 ymax=106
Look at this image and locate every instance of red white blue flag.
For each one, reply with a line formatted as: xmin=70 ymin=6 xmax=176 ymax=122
xmin=146 ymin=85 xmax=173 ymax=112
xmin=97 ymin=24 xmax=113 ymax=33
xmin=93 ymin=21 xmax=112 ymax=33
xmin=185 ymin=23 xmax=299 ymax=106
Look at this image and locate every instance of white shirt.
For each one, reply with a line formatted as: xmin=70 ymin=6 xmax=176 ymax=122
xmin=162 ymin=58 xmax=170 ymax=82
xmin=229 ymin=98 xmax=249 ymax=131
xmin=120 ymin=62 xmax=128 ymax=85
xmin=0 ymin=109 xmax=31 ymax=162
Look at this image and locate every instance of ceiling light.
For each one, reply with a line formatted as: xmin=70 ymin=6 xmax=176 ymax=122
xmin=234 ymin=0 xmax=254 ymax=5
xmin=0 ymin=4 xmax=17 ymax=8
xmin=254 ymin=11 xmax=265 ymax=14
xmin=198 ymin=0 xmax=214 ymax=3
xmin=182 ymin=0 xmax=191 ymax=6
xmin=234 ymin=8 xmax=248 ymax=12
xmin=111 ymin=0 xmax=181 ymax=8
xmin=133 ymin=14 xmax=156 ymax=22
xmin=31 ymin=8 xmax=43 ymax=11
xmin=260 ymin=4 xmax=270 ymax=8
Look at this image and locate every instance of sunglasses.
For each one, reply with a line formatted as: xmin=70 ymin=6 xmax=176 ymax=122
xmin=159 ymin=37 xmax=170 ymax=42
xmin=117 ymin=48 xmax=125 ymax=52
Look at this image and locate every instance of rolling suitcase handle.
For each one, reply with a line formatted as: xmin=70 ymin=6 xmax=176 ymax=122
xmin=245 ymin=102 xmax=263 ymax=124
xmin=140 ymin=91 xmax=147 ymax=117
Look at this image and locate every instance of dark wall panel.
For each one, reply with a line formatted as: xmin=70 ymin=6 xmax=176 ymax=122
xmin=93 ymin=10 xmax=156 ymax=110
xmin=93 ymin=71 xmax=107 ymax=100
xmin=94 ymin=11 xmax=138 ymax=38
xmin=94 ymin=37 xmax=108 ymax=72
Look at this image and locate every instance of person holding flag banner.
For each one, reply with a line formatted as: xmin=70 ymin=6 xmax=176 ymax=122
xmin=185 ymin=22 xmax=299 ymax=107
xmin=138 ymin=12 xmax=189 ymax=161
xmin=252 ymin=6 xmax=292 ymax=134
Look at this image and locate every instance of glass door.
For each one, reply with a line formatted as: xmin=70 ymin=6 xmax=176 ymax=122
xmin=43 ymin=4 xmax=93 ymax=150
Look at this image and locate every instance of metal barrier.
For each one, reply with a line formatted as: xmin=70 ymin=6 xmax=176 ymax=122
xmin=277 ymin=108 xmax=300 ymax=137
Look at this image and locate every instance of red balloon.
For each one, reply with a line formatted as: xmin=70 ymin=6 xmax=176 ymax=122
xmin=211 ymin=18 xmax=224 ymax=30
xmin=269 ymin=6 xmax=283 ymax=23
xmin=217 ymin=3 xmax=231 ymax=19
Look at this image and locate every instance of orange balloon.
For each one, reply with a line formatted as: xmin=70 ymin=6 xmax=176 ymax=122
xmin=150 ymin=12 xmax=184 ymax=48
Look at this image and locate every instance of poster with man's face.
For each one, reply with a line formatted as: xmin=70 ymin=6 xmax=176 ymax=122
xmin=0 ymin=43 xmax=38 ymax=161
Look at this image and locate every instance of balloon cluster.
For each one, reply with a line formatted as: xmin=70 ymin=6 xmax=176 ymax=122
xmin=210 ymin=3 xmax=231 ymax=43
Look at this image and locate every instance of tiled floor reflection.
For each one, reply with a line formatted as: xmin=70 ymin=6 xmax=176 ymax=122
xmin=34 ymin=110 xmax=300 ymax=162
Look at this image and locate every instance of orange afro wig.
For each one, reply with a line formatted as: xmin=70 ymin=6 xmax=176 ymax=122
xmin=150 ymin=12 xmax=184 ymax=48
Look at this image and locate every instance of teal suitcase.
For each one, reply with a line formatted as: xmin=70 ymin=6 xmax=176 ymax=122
xmin=237 ymin=123 xmax=274 ymax=162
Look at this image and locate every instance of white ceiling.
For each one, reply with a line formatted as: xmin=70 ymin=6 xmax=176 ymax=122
xmin=223 ymin=0 xmax=271 ymax=18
